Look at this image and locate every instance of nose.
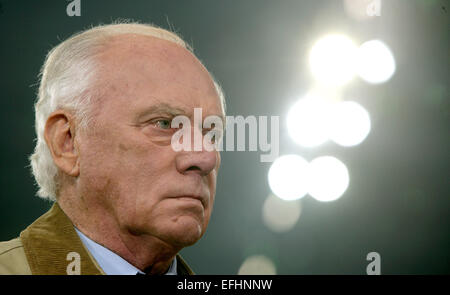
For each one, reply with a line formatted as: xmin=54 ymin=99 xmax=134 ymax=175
xmin=175 ymin=150 xmax=218 ymax=176
xmin=174 ymin=121 xmax=220 ymax=176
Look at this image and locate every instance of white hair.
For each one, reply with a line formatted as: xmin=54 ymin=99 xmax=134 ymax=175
xmin=30 ymin=22 xmax=226 ymax=201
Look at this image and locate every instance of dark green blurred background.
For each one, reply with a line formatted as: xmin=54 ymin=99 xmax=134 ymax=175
xmin=0 ymin=0 xmax=448 ymax=274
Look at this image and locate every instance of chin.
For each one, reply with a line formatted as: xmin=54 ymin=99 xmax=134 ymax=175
xmin=166 ymin=215 xmax=205 ymax=247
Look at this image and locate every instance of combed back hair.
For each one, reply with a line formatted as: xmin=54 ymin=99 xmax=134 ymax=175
xmin=30 ymin=22 xmax=226 ymax=201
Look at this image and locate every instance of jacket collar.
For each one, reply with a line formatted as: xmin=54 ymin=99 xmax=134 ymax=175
xmin=20 ymin=202 xmax=194 ymax=275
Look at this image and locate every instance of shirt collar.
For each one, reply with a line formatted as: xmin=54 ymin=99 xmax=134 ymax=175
xmin=75 ymin=227 xmax=177 ymax=275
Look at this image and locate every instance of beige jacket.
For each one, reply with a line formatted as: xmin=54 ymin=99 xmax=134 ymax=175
xmin=0 ymin=203 xmax=194 ymax=275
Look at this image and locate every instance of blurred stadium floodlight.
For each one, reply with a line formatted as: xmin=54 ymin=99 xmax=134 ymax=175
xmin=329 ymin=101 xmax=371 ymax=147
xmin=357 ymin=40 xmax=396 ymax=84
xmin=268 ymin=154 xmax=309 ymax=201
xmin=287 ymin=94 xmax=333 ymax=148
xmin=287 ymin=95 xmax=371 ymax=148
xmin=238 ymin=255 xmax=277 ymax=275
xmin=262 ymin=194 xmax=302 ymax=233
xmin=308 ymin=156 xmax=350 ymax=202
xmin=309 ymin=34 xmax=358 ymax=86
xmin=268 ymin=154 xmax=350 ymax=202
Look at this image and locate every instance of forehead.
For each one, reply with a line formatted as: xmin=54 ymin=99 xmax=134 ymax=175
xmin=94 ymin=34 xmax=223 ymax=118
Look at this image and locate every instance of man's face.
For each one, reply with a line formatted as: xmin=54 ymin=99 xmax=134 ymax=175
xmin=77 ymin=34 xmax=223 ymax=247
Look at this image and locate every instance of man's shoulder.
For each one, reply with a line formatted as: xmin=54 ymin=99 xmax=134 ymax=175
xmin=0 ymin=237 xmax=32 ymax=275
xmin=0 ymin=237 xmax=23 ymax=253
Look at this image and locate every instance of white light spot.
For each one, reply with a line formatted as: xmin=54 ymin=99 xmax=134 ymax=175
xmin=329 ymin=101 xmax=371 ymax=146
xmin=238 ymin=255 xmax=277 ymax=275
xmin=357 ymin=40 xmax=396 ymax=84
xmin=268 ymin=155 xmax=309 ymax=201
xmin=309 ymin=34 xmax=358 ymax=86
xmin=308 ymin=156 xmax=350 ymax=202
xmin=287 ymin=96 xmax=332 ymax=147
xmin=262 ymin=194 xmax=302 ymax=233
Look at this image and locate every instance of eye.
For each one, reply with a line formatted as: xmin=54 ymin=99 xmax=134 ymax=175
xmin=154 ymin=119 xmax=172 ymax=130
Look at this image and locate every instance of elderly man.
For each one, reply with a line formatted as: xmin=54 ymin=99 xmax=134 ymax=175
xmin=0 ymin=22 xmax=225 ymax=275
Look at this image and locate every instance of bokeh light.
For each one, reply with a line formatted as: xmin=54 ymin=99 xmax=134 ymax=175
xmin=262 ymin=194 xmax=302 ymax=233
xmin=309 ymin=34 xmax=358 ymax=86
xmin=268 ymin=155 xmax=309 ymax=201
xmin=238 ymin=255 xmax=277 ymax=275
xmin=308 ymin=156 xmax=350 ymax=202
xmin=287 ymin=96 xmax=332 ymax=147
xmin=356 ymin=40 xmax=396 ymax=84
xmin=329 ymin=101 xmax=371 ymax=146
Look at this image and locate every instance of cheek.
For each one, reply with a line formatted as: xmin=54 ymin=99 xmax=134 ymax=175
xmin=209 ymin=169 xmax=218 ymax=195
xmin=205 ymin=171 xmax=218 ymax=217
xmin=78 ymin=129 xmax=173 ymax=197
xmin=77 ymin=136 xmax=115 ymax=188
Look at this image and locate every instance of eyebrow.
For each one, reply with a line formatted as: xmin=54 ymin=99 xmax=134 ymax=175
xmin=136 ymin=102 xmax=189 ymax=120
xmin=136 ymin=102 xmax=225 ymax=125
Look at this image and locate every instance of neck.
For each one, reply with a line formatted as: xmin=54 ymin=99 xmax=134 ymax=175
xmin=57 ymin=189 xmax=180 ymax=274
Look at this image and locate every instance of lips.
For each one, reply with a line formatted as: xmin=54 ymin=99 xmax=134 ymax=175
xmin=169 ymin=195 xmax=207 ymax=208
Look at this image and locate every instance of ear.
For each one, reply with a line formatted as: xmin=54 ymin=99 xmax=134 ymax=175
xmin=44 ymin=110 xmax=80 ymax=177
